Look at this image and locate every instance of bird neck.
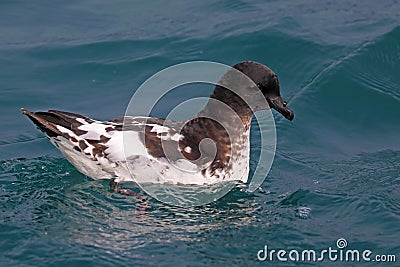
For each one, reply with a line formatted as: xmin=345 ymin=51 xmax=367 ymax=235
xmin=197 ymin=85 xmax=254 ymax=131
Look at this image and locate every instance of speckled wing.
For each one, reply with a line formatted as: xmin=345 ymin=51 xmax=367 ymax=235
xmin=21 ymin=109 xmax=207 ymax=183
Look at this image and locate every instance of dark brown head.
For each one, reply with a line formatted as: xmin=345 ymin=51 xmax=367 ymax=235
xmin=232 ymin=61 xmax=294 ymax=121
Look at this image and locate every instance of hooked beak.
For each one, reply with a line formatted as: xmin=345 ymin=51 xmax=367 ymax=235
xmin=268 ymin=96 xmax=294 ymax=121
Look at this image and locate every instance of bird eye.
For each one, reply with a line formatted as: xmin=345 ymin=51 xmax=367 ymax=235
xmin=283 ymin=101 xmax=287 ymax=107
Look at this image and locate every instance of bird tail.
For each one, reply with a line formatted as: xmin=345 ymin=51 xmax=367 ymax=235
xmin=21 ymin=108 xmax=93 ymax=137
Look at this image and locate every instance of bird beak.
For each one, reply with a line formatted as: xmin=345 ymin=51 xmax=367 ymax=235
xmin=268 ymin=96 xmax=294 ymax=121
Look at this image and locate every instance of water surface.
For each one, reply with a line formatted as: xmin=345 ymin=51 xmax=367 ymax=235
xmin=1 ymin=1 xmax=399 ymax=266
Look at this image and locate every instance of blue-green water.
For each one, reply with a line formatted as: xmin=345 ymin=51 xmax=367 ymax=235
xmin=1 ymin=1 xmax=400 ymax=266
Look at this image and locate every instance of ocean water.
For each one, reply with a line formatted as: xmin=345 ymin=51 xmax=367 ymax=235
xmin=1 ymin=1 xmax=400 ymax=266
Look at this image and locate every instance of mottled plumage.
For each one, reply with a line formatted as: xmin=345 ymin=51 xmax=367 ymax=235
xmin=22 ymin=61 xmax=294 ymax=187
